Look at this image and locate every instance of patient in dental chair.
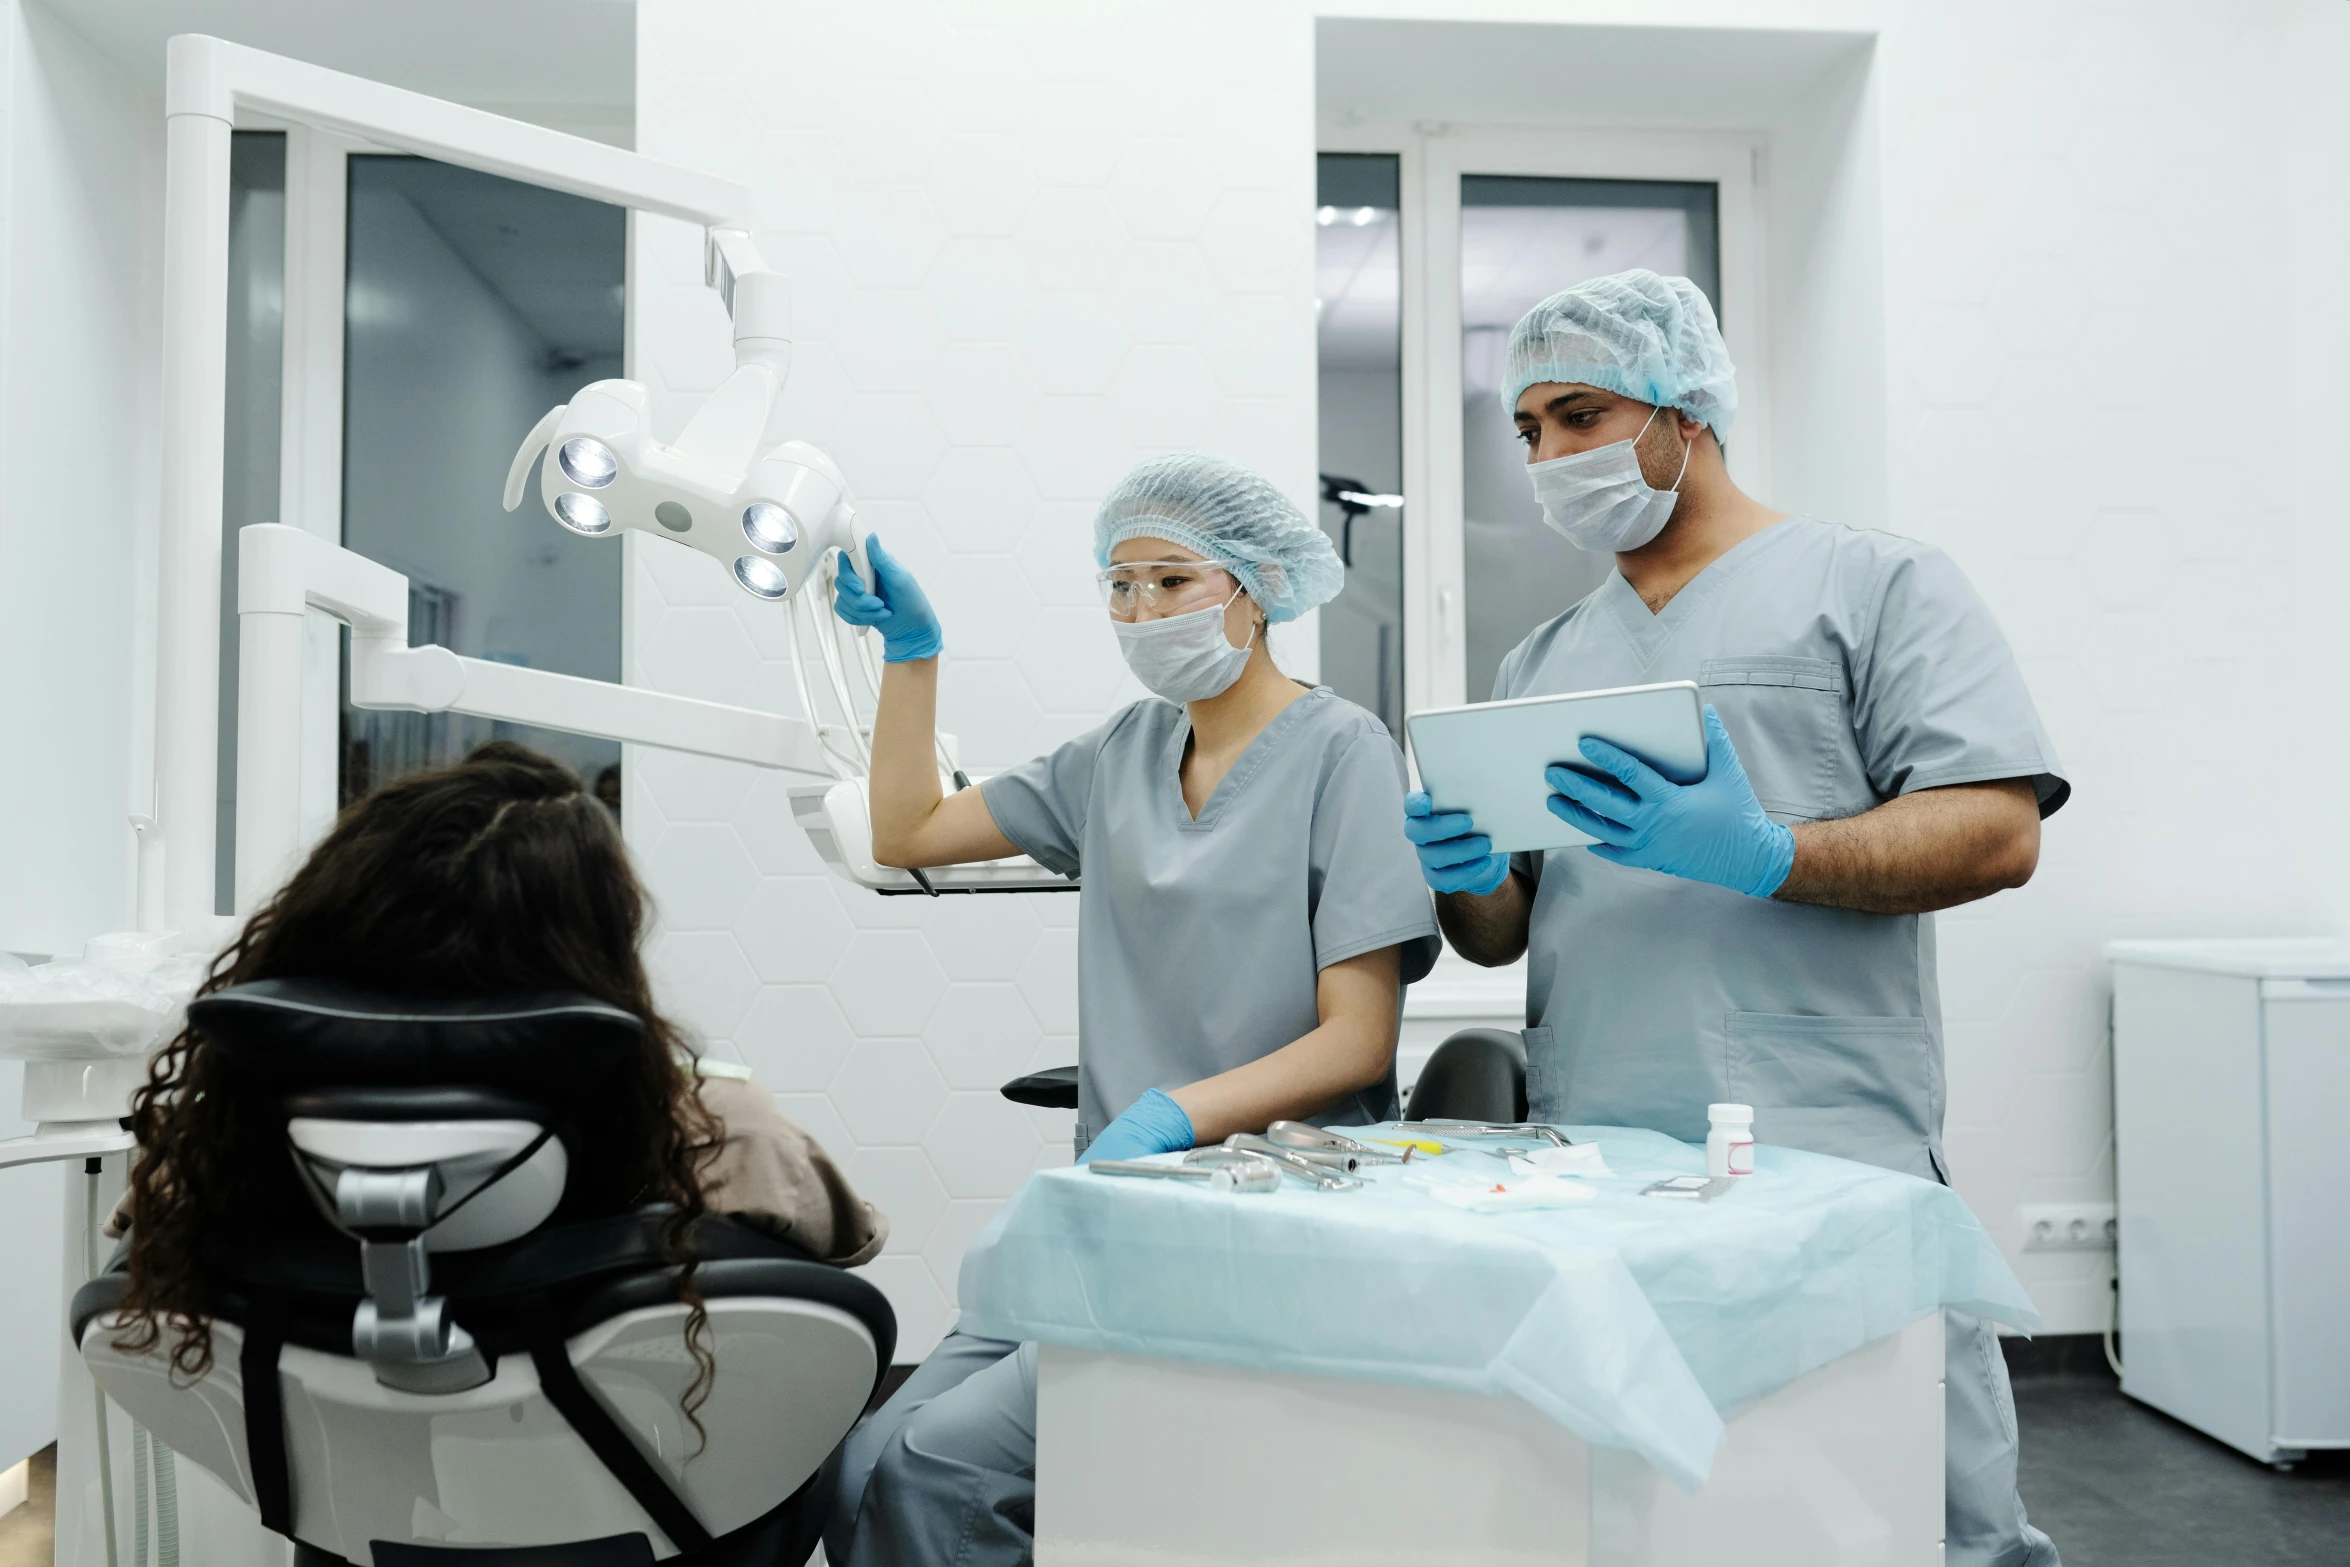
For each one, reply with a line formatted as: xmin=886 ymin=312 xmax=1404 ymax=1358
xmin=110 ymin=740 xmax=885 ymax=1372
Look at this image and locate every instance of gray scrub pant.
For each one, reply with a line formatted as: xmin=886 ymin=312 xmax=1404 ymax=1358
xmin=825 ymin=1333 xmax=1035 ymax=1567
xmin=828 ymin=1324 xmax=2055 ymax=1567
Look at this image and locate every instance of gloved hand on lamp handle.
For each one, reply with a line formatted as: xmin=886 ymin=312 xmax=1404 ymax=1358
xmin=1402 ymin=792 xmax=1513 ymax=896
xmin=1078 ymin=1087 xmax=1196 ymax=1164
xmin=1544 ymin=705 xmax=1795 ymax=899
xmin=832 ymin=533 xmax=944 ymax=662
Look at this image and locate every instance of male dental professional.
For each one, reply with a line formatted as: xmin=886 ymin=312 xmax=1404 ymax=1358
xmin=1404 ymin=270 xmax=2068 ymax=1567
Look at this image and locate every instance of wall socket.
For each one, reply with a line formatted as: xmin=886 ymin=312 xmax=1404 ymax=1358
xmin=2020 ymin=1203 xmax=2117 ymax=1252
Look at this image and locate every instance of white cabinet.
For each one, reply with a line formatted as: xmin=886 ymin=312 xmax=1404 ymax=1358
xmin=2106 ymin=939 xmax=2350 ymax=1465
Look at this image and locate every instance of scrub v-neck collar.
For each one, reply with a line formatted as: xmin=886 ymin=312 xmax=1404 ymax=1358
xmin=1164 ymin=686 xmax=1325 ymax=830
xmin=1598 ymin=516 xmax=1803 ymax=669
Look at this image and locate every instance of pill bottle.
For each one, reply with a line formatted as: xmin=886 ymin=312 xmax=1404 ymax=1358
xmin=1706 ymin=1103 xmax=1754 ymax=1178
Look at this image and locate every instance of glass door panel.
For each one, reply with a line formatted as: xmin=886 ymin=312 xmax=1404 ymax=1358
xmin=337 ymin=155 xmax=627 ymax=807
xmin=1315 ymin=153 xmax=1404 ymax=736
xmin=1457 ymin=176 xmax=1717 ymax=701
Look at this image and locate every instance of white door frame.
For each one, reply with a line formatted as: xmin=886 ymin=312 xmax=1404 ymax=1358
xmin=154 ymin=34 xmax=771 ymax=932
xmin=1319 ymin=126 xmax=1767 ymax=716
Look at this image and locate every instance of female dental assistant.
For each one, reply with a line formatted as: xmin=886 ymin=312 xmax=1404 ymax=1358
xmin=822 ymin=452 xmax=1439 ymax=1567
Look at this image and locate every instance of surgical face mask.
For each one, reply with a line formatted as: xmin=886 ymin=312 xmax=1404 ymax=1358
xmin=1525 ymin=407 xmax=1691 ymax=554
xmin=1112 ymin=590 xmax=1255 ymax=703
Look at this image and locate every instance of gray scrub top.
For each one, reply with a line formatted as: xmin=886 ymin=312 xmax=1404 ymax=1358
xmin=981 ymin=687 xmax=1441 ymax=1146
xmin=1493 ymin=516 xmax=2067 ymax=1180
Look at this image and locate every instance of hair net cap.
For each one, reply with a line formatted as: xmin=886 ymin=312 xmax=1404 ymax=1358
xmin=1502 ymin=269 xmax=1737 ymax=442
xmin=1092 ymin=453 xmax=1343 ymax=624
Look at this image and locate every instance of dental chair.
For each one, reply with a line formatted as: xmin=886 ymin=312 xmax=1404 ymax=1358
xmin=74 ymin=979 xmax=895 ymax=1567
xmin=1402 ymin=1027 xmax=1529 ymax=1123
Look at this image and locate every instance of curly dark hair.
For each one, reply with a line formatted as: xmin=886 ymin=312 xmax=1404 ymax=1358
xmin=115 ymin=741 xmax=724 ymax=1418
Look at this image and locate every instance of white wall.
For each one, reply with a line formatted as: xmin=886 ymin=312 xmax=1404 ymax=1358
xmin=0 ymin=0 xmax=161 ymax=959
xmin=1869 ymin=0 xmax=2342 ymax=1330
xmin=0 ymin=0 xmax=160 ymax=1467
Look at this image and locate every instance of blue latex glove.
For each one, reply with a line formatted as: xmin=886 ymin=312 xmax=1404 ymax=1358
xmin=1402 ymin=791 xmax=1512 ymax=896
xmin=1078 ymin=1087 xmax=1196 ymax=1164
xmin=1543 ymin=705 xmax=1795 ymax=898
xmin=833 ymin=533 xmax=944 ymax=662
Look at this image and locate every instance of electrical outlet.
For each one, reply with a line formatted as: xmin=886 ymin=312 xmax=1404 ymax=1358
xmin=2019 ymin=1203 xmax=2117 ymax=1252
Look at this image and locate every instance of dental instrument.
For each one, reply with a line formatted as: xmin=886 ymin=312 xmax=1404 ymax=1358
xmin=1222 ymin=1133 xmax=1368 ymax=1175
xmin=1185 ymin=1145 xmax=1363 ymax=1192
xmin=1091 ymin=1159 xmax=1281 ymax=1193
xmin=1387 ymin=1120 xmax=1577 ymax=1149
xmin=1263 ymin=1121 xmax=1407 ymax=1163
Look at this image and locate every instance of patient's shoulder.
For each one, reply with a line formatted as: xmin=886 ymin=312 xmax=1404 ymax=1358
xmin=690 ymin=1067 xmax=889 ymax=1267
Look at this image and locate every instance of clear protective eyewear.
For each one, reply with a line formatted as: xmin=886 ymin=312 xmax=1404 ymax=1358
xmin=1095 ymin=559 xmax=1242 ymax=622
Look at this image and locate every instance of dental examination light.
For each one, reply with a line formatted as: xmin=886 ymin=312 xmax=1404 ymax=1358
xmin=498 ymin=228 xmax=1061 ymax=894
xmin=503 ymin=229 xmax=866 ymax=607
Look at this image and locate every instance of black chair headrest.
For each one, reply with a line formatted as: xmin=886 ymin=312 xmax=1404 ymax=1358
xmin=189 ymin=979 xmax=645 ymax=1097
xmin=283 ymin=1086 xmax=549 ymax=1123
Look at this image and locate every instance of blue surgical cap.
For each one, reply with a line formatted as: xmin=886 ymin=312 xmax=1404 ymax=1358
xmin=1092 ymin=453 xmax=1343 ymax=625
xmin=1501 ymin=269 xmax=1737 ymax=442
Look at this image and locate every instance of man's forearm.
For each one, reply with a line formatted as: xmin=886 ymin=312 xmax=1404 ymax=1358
xmin=1776 ymin=779 xmax=2040 ymax=916
xmin=1436 ymin=871 xmax=1533 ymax=965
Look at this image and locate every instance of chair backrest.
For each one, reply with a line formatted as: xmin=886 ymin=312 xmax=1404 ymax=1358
xmin=80 ymin=1280 xmax=885 ymax=1560
xmin=1405 ymin=1027 xmax=1530 ymax=1123
xmin=79 ymin=978 xmax=897 ymax=1562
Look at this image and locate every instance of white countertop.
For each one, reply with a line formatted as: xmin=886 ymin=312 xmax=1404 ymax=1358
xmin=2103 ymin=937 xmax=2350 ymax=978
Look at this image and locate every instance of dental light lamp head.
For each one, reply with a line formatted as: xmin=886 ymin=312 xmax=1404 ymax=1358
xmin=502 ymin=234 xmax=866 ymax=600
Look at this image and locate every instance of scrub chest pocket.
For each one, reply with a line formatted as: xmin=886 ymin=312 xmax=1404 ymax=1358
xmin=1724 ymin=1011 xmax=1942 ymax=1180
xmin=1697 ymin=656 xmax=1851 ymax=823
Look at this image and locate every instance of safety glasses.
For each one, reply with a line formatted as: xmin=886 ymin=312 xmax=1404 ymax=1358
xmin=1094 ymin=560 xmax=1241 ymax=622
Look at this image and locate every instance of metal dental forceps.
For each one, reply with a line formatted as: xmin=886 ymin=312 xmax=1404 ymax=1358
xmin=1263 ymin=1121 xmax=1409 ymax=1165
xmin=1092 ymin=1158 xmax=1281 ymax=1193
xmin=1387 ymin=1120 xmax=1576 ymax=1149
xmin=1187 ymin=1143 xmax=1363 ymax=1191
xmin=1221 ymin=1132 xmax=1368 ymax=1176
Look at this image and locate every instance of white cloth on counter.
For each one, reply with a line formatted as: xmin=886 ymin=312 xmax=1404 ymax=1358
xmin=1421 ymin=1173 xmax=1596 ymax=1213
xmin=957 ymin=1123 xmax=2036 ymax=1493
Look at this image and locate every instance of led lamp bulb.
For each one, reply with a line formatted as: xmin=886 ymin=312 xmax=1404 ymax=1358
xmin=742 ymin=501 xmax=798 ymax=554
xmin=733 ymin=556 xmax=789 ymax=598
xmin=554 ymin=493 xmax=612 ymax=535
xmin=557 ymin=437 xmax=618 ymax=489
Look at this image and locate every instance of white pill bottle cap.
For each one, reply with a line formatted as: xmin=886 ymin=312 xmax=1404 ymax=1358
xmin=1706 ymin=1103 xmax=1754 ymax=1126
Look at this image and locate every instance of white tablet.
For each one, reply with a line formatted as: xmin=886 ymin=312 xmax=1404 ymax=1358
xmin=1405 ymin=681 xmax=1707 ymax=855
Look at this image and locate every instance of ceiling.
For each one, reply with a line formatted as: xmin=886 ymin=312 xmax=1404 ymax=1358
xmin=34 ymin=0 xmax=635 ymax=143
xmin=352 ymin=155 xmax=625 ymax=361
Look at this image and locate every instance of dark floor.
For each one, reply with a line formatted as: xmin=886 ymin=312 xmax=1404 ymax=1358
xmin=2011 ymin=1352 xmax=2350 ymax=1566
xmin=11 ymin=1369 xmax=2348 ymax=1565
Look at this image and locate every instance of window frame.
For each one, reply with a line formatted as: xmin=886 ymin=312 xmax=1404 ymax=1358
xmin=1319 ymin=126 xmax=1768 ymax=716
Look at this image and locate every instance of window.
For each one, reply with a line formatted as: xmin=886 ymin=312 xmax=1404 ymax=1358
xmin=337 ymin=156 xmax=627 ymax=804
xmin=1315 ymin=153 xmax=1404 ymax=735
xmin=1325 ymin=130 xmax=1761 ymax=718
xmin=1457 ymin=176 xmax=1719 ymax=701
xmin=216 ymin=142 xmax=633 ymax=902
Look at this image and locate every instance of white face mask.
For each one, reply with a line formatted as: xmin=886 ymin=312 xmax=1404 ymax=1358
xmin=1525 ymin=406 xmax=1691 ymax=554
xmin=1112 ymin=590 xmax=1255 ymax=703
